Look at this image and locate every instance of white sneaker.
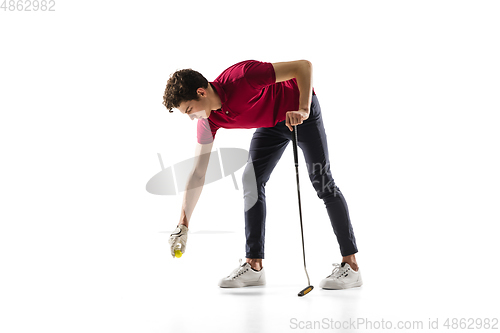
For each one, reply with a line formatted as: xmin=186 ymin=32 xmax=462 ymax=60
xmin=218 ymin=259 xmax=266 ymax=288
xmin=319 ymin=262 xmax=363 ymax=290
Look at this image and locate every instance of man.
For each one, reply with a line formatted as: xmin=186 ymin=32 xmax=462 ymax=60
xmin=162 ymin=60 xmax=362 ymax=290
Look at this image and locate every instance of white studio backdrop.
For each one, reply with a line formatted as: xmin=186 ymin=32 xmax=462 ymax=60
xmin=1 ymin=0 xmax=499 ymax=332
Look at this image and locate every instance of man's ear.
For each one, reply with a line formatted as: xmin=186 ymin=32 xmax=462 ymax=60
xmin=197 ymin=87 xmax=207 ymax=97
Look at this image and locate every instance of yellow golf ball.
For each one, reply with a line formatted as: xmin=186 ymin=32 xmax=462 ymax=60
xmin=175 ymin=249 xmax=183 ymax=258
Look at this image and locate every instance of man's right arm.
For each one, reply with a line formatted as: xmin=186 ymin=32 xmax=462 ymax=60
xmin=178 ymin=140 xmax=214 ymax=227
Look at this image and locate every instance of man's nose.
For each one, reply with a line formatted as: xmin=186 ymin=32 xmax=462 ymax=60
xmin=189 ymin=114 xmax=196 ymax=120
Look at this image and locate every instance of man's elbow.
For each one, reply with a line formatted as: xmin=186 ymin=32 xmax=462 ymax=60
xmin=193 ymin=161 xmax=211 ymax=181
xmin=296 ymin=59 xmax=312 ymax=70
xmin=192 ymin=168 xmax=206 ymax=181
xmin=300 ymin=59 xmax=312 ymax=67
xmin=293 ymin=60 xmax=312 ymax=78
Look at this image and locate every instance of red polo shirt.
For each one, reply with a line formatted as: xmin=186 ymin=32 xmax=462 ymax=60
xmin=197 ymin=60 xmax=313 ymax=144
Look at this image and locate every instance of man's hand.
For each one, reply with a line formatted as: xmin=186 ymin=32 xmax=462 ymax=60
xmin=168 ymin=224 xmax=189 ymax=258
xmin=286 ymin=109 xmax=309 ymax=131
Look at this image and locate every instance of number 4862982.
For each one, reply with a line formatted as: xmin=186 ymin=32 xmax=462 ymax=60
xmin=1 ymin=0 xmax=56 ymax=11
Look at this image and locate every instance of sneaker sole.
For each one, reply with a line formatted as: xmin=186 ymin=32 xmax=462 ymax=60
xmin=219 ymin=280 xmax=266 ymax=288
xmin=320 ymin=280 xmax=363 ymax=290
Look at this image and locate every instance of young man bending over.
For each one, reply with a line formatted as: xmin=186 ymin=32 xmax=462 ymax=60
xmin=163 ymin=60 xmax=362 ymax=290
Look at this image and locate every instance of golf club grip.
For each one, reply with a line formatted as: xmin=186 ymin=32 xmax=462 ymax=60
xmin=292 ymin=125 xmax=299 ymax=165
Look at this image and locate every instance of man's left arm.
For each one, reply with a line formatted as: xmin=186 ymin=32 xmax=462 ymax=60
xmin=271 ymin=60 xmax=313 ymax=131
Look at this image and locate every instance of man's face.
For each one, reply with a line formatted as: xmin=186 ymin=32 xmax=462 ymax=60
xmin=178 ymin=89 xmax=212 ymax=120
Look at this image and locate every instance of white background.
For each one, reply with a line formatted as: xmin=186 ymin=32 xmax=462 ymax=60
xmin=1 ymin=1 xmax=499 ymax=332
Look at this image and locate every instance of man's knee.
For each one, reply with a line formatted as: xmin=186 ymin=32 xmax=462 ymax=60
xmin=312 ymin=177 xmax=340 ymax=199
xmin=242 ymin=163 xmax=258 ymax=188
xmin=307 ymin=161 xmax=331 ymax=175
xmin=242 ymin=163 xmax=262 ymax=211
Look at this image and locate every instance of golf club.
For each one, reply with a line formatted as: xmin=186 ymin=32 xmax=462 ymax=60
xmin=291 ymin=125 xmax=314 ymax=297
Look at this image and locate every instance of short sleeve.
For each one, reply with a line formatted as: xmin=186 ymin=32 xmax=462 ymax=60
xmin=197 ymin=118 xmax=219 ymax=144
xmin=243 ymin=61 xmax=276 ymax=90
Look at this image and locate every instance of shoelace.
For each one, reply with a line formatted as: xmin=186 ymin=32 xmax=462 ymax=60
xmin=228 ymin=259 xmax=249 ymax=280
xmin=328 ymin=263 xmax=348 ymax=279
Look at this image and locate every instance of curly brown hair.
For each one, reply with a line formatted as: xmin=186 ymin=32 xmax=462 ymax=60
xmin=163 ymin=69 xmax=209 ymax=112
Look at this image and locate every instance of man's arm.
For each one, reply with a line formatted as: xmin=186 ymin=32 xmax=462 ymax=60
xmin=178 ymin=141 xmax=214 ymax=227
xmin=272 ymin=60 xmax=313 ymax=113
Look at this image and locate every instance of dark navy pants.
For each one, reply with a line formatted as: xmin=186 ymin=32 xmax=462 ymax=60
xmin=242 ymin=93 xmax=358 ymax=259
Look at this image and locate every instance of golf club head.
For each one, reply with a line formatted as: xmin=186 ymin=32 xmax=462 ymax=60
xmin=298 ymin=285 xmax=314 ymax=297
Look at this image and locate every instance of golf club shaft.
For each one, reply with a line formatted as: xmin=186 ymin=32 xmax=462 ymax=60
xmin=292 ymin=125 xmax=310 ymax=286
